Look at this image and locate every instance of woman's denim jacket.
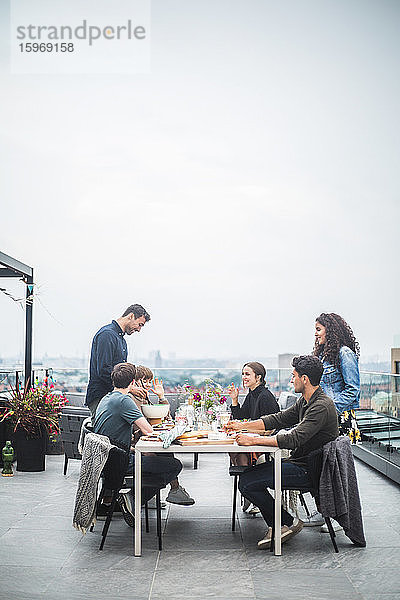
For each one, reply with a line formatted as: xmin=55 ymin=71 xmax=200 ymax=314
xmin=320 ymin=346 xmax=360 ymax=414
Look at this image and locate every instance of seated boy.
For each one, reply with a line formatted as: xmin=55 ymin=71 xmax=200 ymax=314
xmin=131 ymin=365 xmax=195 ymax=506
xmin=93 ymin=362 xmax=183 ymax=524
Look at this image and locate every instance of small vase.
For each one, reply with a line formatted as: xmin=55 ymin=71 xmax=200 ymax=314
xmin=13 ymin=428 xmax=46 ymax=472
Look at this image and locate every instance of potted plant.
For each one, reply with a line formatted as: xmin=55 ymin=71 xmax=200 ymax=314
xmin=0 ymin=383 xmax=67 ymax=472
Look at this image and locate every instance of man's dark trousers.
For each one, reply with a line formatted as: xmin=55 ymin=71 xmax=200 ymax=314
xmin=238 ymin=461 xmax=312 ymax=527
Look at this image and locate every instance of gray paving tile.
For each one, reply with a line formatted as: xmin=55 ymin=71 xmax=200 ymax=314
xmin=347 ymin=568 xmax=400 ymax=596
xmin=0 ymin=528 xmax=82 ymax=566
xmin=28 ymin=498 xmax=76 ymax=517
xmin=64 ymin=539 xmax=159 ymax=571
xmin=162 ymin=529 xmax=243 ymax=550
xmin=157 ymin=549 xmax=249 ymax=572
xmin=168 ymin=504 xmax=235 ymax=519
xmin=333 ymin=545 xmax=400 ymax=571
xmin=11 ymin=514 xmax=74 ymax=530
xmin=358 ymin=596 xmax=400 ymax=600
xmin=251 ymin=569 xmax=363 ymax=600
xmin=42 ymin=594 xmax=148 ymax=600
xmin=0 ymin=566 xmax=61 ymax=596
xmin=53 ymin=567 xmax=152 ymax=597
xmin=42 ymin=594 xmax=90 ymax=600
xmin=165 ymin=517 xmax=238 ymax=535
xmin=245 ymin=536 xmax=340 ymax=570
xmin=356 ymin=524 xmax=400 ymax=548
xmin=151 ymin=570 xmax=255 ymax=599
xmin=6 ymin=593 xmax=51 ymax=600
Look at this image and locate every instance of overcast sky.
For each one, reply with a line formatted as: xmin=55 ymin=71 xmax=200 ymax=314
xmin=1 ymin=0 xmax=399 ymax=364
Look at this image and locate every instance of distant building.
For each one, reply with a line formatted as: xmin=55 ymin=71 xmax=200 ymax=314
xmin=392 ymin=348 xmax=400 ymax=407
xmin=278 ymin=353 xmax=297 ymax=370
xmin=392 ymin=348 xmax=400 ymax=376
xmin=154 ymin=351 xmax=162 ymax=368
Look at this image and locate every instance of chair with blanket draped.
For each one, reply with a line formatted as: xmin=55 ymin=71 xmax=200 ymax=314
xmin=269 ymin=436 xmax=366 ymax=553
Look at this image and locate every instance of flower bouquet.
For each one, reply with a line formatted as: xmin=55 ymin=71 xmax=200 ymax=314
xmin=183 ymin=378 xmax=228 ymax=421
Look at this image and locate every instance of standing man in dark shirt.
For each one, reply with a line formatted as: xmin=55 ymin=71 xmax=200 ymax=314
xmin=85 ymin=304 xmax=151 ymax=417
xmin=225 ymin=355 xmax=339 ymax=550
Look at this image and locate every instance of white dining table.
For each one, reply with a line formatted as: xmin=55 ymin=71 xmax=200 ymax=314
xmin=134 ymin=438 xmax=282 ymax=556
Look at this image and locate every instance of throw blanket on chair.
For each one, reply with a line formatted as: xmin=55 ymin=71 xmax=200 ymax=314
xmin=73 ymin=432 xmax=113 ymax=534
xmin=319 ymin=435 xmax=366 ymax=547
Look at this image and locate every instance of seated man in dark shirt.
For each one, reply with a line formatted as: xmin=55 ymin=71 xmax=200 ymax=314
xmin=93 ymin=362 xmax=182 ymax=524
xmin=226 ymin=355 xmax=339 ymax=549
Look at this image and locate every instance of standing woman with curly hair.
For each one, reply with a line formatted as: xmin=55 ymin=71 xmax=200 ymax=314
xmin=313 ymin=313 xmax=361 ymax=443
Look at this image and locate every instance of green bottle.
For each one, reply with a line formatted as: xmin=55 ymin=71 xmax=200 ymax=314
xmin=2 ymin=441 xmax=14 ymax=477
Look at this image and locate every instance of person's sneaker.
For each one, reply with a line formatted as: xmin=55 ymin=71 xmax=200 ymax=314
xmin=242 ymin=498 xmax=251 ymax=512
xmin=166 ymin=485 xmax=195 ymax=505
xmin=258 ymin=519 xmax=304 ymax=550
xmin=303 ymin=510 xmax=325 ymax=527
xmin=118 ymin=489 xmax=134 ymax=527
xmin=257 ymin=527 xmax=273 ymax=549
xmin=248 ymin=505 xmax=261 ymax=516
xmin=321 ymin=519 xmax=343 ymax=533
xmin=281 ymin=518 xmax=304 ymax=542
xmin=146 ymin=496 xmax=167 ymax=510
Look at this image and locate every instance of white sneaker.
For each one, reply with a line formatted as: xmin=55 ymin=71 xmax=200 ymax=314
xmin=303 ymin=510 xmax=325 ymax=527
xmin=257 ymin=527 xmax=273 ymax=549
xmin=248 ymin=505 xmax=261 ymax=516
xmin=321 ymin=519 xmax=343 ymax=533
xmin=166 ymin=485 xmax=195 ymax=505
xmin=257 ymin=519 xmax=304 ymax=549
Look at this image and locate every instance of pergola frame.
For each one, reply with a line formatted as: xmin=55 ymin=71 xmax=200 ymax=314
xmin=0 ymin=251 xmax=34 ymax=389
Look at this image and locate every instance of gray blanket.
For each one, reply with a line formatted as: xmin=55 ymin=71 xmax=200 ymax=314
xmin=319 ymin=435 xmax=366 ymax=547
xmin=73 ymin=432 xmax=113 ymax=534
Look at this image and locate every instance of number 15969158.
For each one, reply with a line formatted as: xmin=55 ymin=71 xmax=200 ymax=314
xmin=19 ymin=43 xmax=74 ymax=52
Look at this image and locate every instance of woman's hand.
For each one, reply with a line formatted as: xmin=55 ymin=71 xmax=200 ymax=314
xmin=150 ymin=377 xmax=165 ymax=400
xmin=224 ymin=419 xmax=242 ymax=432
xmin=227 ymin=382 xmax=239 ymax=405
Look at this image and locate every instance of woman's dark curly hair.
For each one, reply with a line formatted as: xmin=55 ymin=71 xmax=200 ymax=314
xmin=313 ymin=313 xmax=360 ymax=366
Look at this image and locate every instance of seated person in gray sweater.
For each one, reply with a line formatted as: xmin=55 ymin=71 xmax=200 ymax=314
xmin=225 ymin=355 xmax=339 ymax=550
xmin=93 ymin=362 xmax=182 ymax=523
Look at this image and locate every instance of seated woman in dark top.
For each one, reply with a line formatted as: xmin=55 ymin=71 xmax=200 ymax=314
xmin=228 ymin=362 xmax=279 ymax=422
xmin=228 ymin=362 xmax=279 ymax=513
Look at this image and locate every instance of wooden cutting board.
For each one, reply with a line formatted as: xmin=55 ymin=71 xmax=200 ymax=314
xmin=174 ymin=437 xmax=235 ymax=445
xmin=176 ymin=430 xmax=210 ymax=440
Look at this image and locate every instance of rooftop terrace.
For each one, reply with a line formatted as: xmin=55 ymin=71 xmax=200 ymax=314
xmin=1 ymin=451 xmax=399 ymax=600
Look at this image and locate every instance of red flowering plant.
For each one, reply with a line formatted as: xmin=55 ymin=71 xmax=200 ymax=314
xmin=0 ymin=382 xmax=68 ymax=439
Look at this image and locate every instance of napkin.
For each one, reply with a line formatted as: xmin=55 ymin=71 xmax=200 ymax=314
xmin=158 ymin=424 xmax=190 ymax=448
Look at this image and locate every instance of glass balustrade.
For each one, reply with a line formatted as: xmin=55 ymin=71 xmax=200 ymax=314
xmin=5 ymin=365 xmax=399 ymax=473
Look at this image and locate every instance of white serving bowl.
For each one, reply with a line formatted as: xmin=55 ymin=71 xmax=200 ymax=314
xmin=141 ymin=403 xmax=170 ymax=420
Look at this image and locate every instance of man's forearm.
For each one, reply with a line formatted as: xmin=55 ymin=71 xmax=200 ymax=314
xmin=235 ymin=433 xmax=278 ymax=447
xmin=136 ymin=416 xmax=153 ymax=435
xmin=257 ymin=435 xmax=278 ymax=447
xmin=241 ymin=418 xmax=265 ymax=431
